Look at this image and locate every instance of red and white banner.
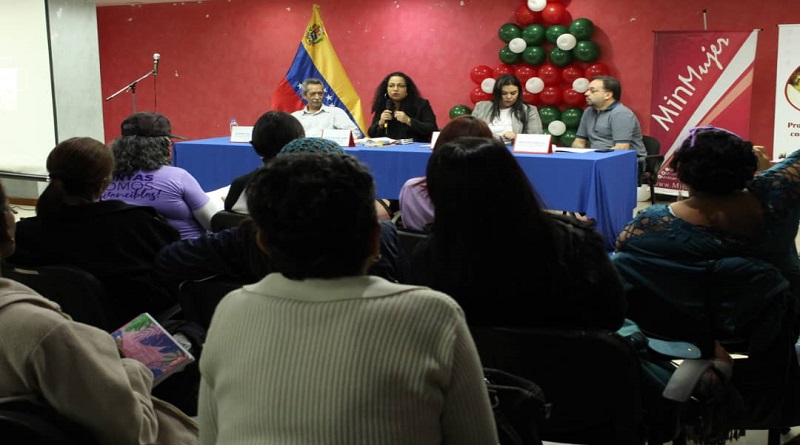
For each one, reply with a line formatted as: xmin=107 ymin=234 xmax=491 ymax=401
xmin=772 ymin=24 xmax=800 ymax=160
xmin=649 ymin=30 xmax=759 ymax=193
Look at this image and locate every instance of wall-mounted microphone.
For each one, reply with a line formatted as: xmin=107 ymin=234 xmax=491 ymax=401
xmin=153 ymin=53 xmax=161 ymax=75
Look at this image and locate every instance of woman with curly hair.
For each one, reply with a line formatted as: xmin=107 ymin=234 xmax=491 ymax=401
xmin=103 ymin=112 xmax=221 ymax=239
xmin=366 ymin=71 xmax=438 ymax=142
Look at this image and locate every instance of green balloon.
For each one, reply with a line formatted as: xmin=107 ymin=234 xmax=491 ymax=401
xmin=574 ymin=40 xmax=600 ymax=62
xmin=499 ymin=46 xmax=520 ymax=64
xmin=521 ymin=46 xmax=546 ymax=65
xmin=545 ymin=25 xmax=568 ymax=45
xmin=560 ymin=128 xmax=578 ymax=147
xmin=542 ymin=128 xmax=561 ymax=147
xmin=569 ymin=18 xmax=595 ymax=40
xmin=521 ymin=24 xmax=546 ymax=46
xmin=561 ymin=107 xmax=583 ymax=128
xmin=449 ymin=105 xmax=472 ymax=119
xmin=548 ymin=47 xmax=573 ymax=67
xmin=538 ymin=106 xmax=562 ymax=126
xmin=498 ymin=23 xmax=522 ymax=43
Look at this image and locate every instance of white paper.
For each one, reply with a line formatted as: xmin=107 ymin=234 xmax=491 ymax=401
xmin=321 ymin=129 xmax=353 ymax=147
xmin=230 ymin=126 xmax=254 ymax=143
xmin=513 ymin=133 xmax=552 ymax=154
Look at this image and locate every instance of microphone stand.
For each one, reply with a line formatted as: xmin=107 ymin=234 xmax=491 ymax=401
xmin=105 ymin=69 xmax=156 ymax=113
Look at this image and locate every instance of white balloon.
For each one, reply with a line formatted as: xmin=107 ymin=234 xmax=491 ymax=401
xmin=556 ymin=33 xmax=577 ymax=51
xmin=548 ymin=120 xmax=567 ymax=136
xmin=527 ymin=0 xmax=546 ymax=12
xmin=525 ymin=77 xmax=544 ymax=94
xmin=508 ymin=37 xmax=527 ymax=54
xmin=481 ymin=78 xmax=496 ymax=94
xmin=572 ymin=77 xmax=590 ymax=93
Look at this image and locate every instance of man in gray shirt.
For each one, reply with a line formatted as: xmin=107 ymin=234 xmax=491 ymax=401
xmin=572 ymin=75 xmax=645 ymax=158
xmin=291 ymin=78 xmax=363 ymax=139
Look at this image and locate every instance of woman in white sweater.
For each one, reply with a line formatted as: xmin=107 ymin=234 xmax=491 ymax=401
xmin=198 ymin=152 xmax=497 ymax=444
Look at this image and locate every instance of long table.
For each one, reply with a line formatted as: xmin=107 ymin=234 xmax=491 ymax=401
xmin=173 ymin=137 xmax=637 ymax=250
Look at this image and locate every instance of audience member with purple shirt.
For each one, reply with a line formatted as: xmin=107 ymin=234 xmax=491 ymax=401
xmin=103 ymin=112 xmax=221 ymax=239
xmin=398 ymin=115 xmax=494 ymax=232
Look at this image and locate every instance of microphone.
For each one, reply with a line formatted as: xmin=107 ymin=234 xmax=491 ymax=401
xmin=384 ymin=98 xmax=393 ymax=130
xmin=153 ymin=53 xmax=160 ymax=75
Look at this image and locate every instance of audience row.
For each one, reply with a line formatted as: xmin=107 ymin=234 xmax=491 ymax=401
xmin=2 ymin=101 xmax=800 ymax=442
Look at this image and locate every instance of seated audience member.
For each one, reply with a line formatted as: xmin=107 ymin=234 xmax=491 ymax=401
xmin=571 ymin=75 xmax=646 ymax=158
xmin=367 ymin=71 xmax=438 ymax=142
xmin=102 ymin=111 xmax=221 ymax=239
xmin=224 ymin=111 xmax=305 ymax=213
xmin=9 ymin=137 xmax=180 ymax=329
xmin=156 ymin=138 xmax=408 ymax=292
xmin=0 ymin=179 xmax=199 ymax=445
xmin=471 ymin=74 xmax=543 ymax=143
xmin=198 ymin=152 xmax=497 ymax=444
xmin=613 ymin=126 xmax=800 ymax=426
xmin=291 ymin=78 xmax=364 ymax=139
xmin=398 ymin=115 xmax=493 ymax=232
xmin=410 ymin=136 xmax=625 ymax=330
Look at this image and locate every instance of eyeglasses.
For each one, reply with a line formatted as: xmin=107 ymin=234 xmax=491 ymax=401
xmin=387 ymin=83 xmax=407 ymax=89
xmin=306 ymin=91 xmax=324 ymax=97
xmin=587 ymin=88 xmax=606 ymax=94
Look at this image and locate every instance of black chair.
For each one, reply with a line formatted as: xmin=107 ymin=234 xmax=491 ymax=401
xmin=469 ymin=326 xmax=662 ymax=444
xmin=616 ymin=254 xmax=800 ymax=444
xmin=395 ymin=229 xmax=428 ymax=279
xmin=640 ymin=135 xmax=665 ymax=205
xmin=177 ymin=276 xmax=247 ymax=329
xmin=210 ymin=210 xmax=248 ymax=232
xmin=0 ymin=399 xmax=97 ymax=444
xmin=0 ymin=261 xmax=113 ymax=332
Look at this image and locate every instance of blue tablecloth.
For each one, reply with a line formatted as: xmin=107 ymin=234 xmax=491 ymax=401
xmin=173 ymin=137 xmax=637 ymax=250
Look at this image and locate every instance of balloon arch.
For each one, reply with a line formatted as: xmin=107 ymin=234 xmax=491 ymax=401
xmin=450 ymin=0 xmax=613 ymax=147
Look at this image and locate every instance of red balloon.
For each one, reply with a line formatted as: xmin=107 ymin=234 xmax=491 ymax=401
xmin=470 ymin=87 xmax=492 ymax=104
xmin=541 ymin=3 xmax=567 ymax=26
xmin=537 ymin=64 xmax=562 ymax=86
xmin=561 ymin=64 xmax=585 ymax=84
xmin=560 ymin=10 xmax=573 ymax=26
xmin=514 ymin=4 xmax=540 ymax=27
xmin=470 ymin=65 xmax=494 ymax=85
xmin=522 ymin=91 xmax=540 ymax=106
xmin=585 ymin=62 xmax=611 ymax=80
xmin=515 ymin=64 xmax=537 ymax=83
xmin=562 ymin=88 xmax=585 ymax=107
xmin=539 ymin=86 xmax=563 ymax=106
xmin=494 ymin=63 xmax=515 ymax=78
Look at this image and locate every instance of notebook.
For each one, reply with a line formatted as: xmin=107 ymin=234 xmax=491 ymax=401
xmin=111 ymin=312 xmax=195 ymax=386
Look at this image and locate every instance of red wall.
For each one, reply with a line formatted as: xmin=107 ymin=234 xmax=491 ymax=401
xmin=97 ymin=0 xmax=800 ymax=156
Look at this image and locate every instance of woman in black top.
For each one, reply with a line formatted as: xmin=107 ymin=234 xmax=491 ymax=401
xmin=367 ymin=71 xmax=438 ymax=142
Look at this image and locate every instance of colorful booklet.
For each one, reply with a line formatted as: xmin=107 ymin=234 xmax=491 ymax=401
xmin=111 ymin=312 xmax=195 ymax=386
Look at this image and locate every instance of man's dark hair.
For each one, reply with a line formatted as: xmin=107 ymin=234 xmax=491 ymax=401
xmin=246 ymin=152 xmax=377 ymax=279
xmin=594 ymin=75 xmax=621 ymax=101
xmin=250 ymin=111 xmax=305 ymax=163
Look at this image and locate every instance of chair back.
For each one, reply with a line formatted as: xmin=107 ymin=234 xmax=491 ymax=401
xmin=469 ymin=326 xmax=651 ymax=444
xmin=1 ymin=262 xmax=113 ymax=331
xmin=178 ymin=277 xmax=247 ymax=329
xmin=210 ymin=210 xmax=249 ymax=232
xmin=0 ymin=399 xmax=97 ymax=444
xmin=640 ymin=135 xmax=664 ymax=204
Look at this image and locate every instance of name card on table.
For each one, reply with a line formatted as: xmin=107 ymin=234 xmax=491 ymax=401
xmin=230 ymin=126 xmax=254 ymax=143
xmin=322 ymin=129 xmax=355 ymax=147
xmin=429 ymin=131 xmax=441 ymax=149
xmin=513 ymin=133 xmax=552 ymax=154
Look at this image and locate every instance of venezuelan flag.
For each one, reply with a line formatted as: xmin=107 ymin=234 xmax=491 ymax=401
xmin=271 ymin=4 xmax=366 ymax=135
